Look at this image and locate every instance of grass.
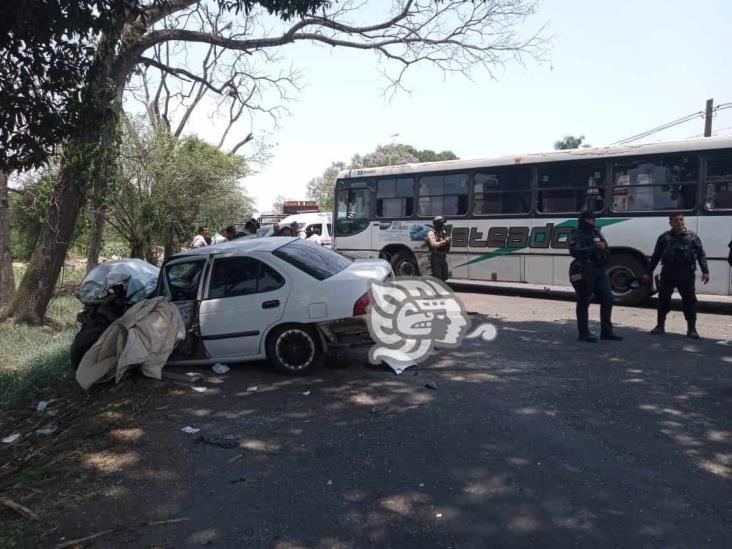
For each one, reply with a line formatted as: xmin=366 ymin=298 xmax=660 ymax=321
xmin=0 ymin=296 xmax=81 ymax=412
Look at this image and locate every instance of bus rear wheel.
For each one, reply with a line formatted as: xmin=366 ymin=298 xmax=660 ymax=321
xmin=607 ymin=254 xmax=649 ymax=306
xmin=390 ymin=251 xmax=419 ymax=277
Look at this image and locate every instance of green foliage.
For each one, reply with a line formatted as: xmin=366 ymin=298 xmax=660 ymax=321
xmin=554 ymin=135 xmax=590 ymax=150
xmin=108 ymin=117 xmax=252 ymax=255
xmin=8 ymin=172 xmax=55 ymax=261
xmin=307 ymin=144 xmax=459 ymax=210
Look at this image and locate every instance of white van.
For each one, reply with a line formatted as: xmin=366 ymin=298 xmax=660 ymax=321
xmin=278 ymin=212 xmax=333 ymax=248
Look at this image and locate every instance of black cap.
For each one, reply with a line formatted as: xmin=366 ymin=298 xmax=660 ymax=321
xmin=433 ymin=216 xmax=445 ymax=224
xmin=579 ymin=210 xmax=596 ymax=221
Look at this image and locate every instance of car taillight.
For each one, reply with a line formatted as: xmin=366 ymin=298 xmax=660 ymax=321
xmin=353 ymin=292 xmax=370 ymax=316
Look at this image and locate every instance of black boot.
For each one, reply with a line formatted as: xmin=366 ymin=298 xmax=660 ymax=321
xmin=650 ymin=313 xmax=666 ymax=335
xmin=579 ymin=333 xmax=598 ymax=343
xmin=687 ymin=321 xmax=699 ymax=339
xmin=601 ymin=332 xmax=623 ymax=341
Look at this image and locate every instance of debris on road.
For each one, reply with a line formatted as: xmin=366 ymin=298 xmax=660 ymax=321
xmin=246 ymin=386 xmax=258 ymax=392
xmin=436 ymin=513 xmax=443 ymax=518
xmin=163 ymin=372 xmax=203 ymax=383
xmin=54 ymin=529 xmax=118 ymax=549
xmin=1 ymin=433 xmax=21 ymax=444
xmin=302 ymin=390 xmax=311 ymax=396
xmin=197 ymin=435 xmax=239 ymax=449
xmin=212 ymin=363 xmax=230 ymax=374
xmin=36 ymin=400 xmax=49 ymax=412
xmin=1 ymin=497 xmax=39 ymax=520
xmin=425 ymin=382 xmax=438 ymax=391
xmin=326 ymin=479 xmax=333 ymax=486
xmin=36 ymin=424 xmax=58 ymax=436
xmin=191 ymin=386 xmax=207 ymax=393
xmin=181 ymin=426 xmax=200 ymax=434
xmin=716 ymin=340 xmax=731 ymax=346
xmin=228 ymin=454 xmax=244 ymax=464
xmin=145 ymin=517 xmax=191 ymax=526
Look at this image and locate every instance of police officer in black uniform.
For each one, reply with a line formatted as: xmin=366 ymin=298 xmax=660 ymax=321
xmin=642 ymin=213 xmax=709 ymax=339
xmin=568 ymin=211 xmax=622 ymax=342
xmin=426 ymin=216 xmax=451 ymax=281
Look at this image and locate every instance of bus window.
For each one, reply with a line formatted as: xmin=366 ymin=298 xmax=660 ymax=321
xmin=537 ymin=162 xmax=605 ymax=214
xmin=704 ymin=151 xmax=732 ymax=210
xmin=473 ymin=167 xmax=531 ymax=215
xmin=335 ymin=188 xmax=370 ymax=236
xmin=417 ymin=173 xmax=468 ymax=217
xmin=611 ymin=155 xmax=698 ymax=212
xmin=376 ymin=177 xmax=414 ymax=217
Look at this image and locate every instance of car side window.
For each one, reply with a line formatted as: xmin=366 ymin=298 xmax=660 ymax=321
xmin=208 ymin=257 xmax=285 ymax=299
xmin=165 ymin=260 xmax=206 ymax=302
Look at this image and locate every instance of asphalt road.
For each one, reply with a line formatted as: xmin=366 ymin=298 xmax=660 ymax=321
xmin=54 ymin=291 xmax=732 ymax=549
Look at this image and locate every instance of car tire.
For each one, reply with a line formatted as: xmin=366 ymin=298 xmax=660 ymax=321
xmin=266 ymin=324 xmax=324 ymax=376
xmin=69 ymin=325 xmax=108 ymax=370
xmin=607 ymin=254 xmax=649 ymax=306
xmin=390 ymin=250 xmax=419 ymax=277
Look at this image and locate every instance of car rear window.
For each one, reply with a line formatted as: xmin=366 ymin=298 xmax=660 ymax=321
xmin=273 ymin=239 xmax=351 ymax=280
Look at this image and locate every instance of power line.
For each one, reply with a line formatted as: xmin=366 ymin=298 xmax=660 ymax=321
xmin=609 ymin=100 xmax=732 ymax=146
xmin=610 ymin=110 xmax=705 ymax=146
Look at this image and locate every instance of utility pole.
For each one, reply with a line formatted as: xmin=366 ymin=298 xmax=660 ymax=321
xmin=704 ymin=98 xmax=713 ymax=137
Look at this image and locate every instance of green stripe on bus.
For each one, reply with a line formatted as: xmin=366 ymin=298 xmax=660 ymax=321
xmin=454 ymin=218 xmax=629 ymax=268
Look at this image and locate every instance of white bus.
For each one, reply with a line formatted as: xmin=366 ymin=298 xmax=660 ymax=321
xmin=332 ymin=136 xmax=732 ymax=305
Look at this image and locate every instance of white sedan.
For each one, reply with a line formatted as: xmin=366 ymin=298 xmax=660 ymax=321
xmin=160 ymin=237 xmax=391 ymax=375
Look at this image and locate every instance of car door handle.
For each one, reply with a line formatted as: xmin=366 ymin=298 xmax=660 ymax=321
xmin=262 ymin=300 xmax=280 ymax=309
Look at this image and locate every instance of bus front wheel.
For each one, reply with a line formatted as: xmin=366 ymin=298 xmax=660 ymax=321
xmin=390 ymin=251 xmax=419 ymax=277
xmin=607 ymin=254 xmax=649 ymax=306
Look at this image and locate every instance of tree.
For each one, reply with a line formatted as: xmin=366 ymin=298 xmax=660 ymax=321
xmin=307 ymin=143 xmax=458 ymax=209
xmin=0 ymin=171 xmax=14 ymax=306
xmin=3 ymin=0 xmax=545 ymax=323
xmin=305 ymin=162 xmax=345 ymax=211
xmin=271 ymin=194 xmax=293 ymax=214
xmin=106 ymin=117 xmax=250 ymax=261
xmin=554 ymin=135 xmax=590 ymax=150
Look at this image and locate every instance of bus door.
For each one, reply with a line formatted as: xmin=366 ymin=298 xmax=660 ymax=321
xmin=334 ymin=185 xmax=372 ymax=258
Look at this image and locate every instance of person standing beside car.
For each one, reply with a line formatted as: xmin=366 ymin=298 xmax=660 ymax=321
xmin=191 ymin=227 xmax=209 ymax=248
xmin=642 ymin=213 xmax=709 ymax=339
xmin=568 ymin=210 xmax=622 ymax=343
xmin=212 ymin=227 xmax=228 ymax=244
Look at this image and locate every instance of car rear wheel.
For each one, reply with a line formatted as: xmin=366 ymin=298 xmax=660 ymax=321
xmin=607 ymin=254 xmax=649 ymax=306
xmin=266 ymin=325 xmax=324 ymax=376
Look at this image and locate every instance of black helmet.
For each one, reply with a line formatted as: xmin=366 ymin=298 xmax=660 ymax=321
xmin=433 ymin=215 xmax=445 ymax=225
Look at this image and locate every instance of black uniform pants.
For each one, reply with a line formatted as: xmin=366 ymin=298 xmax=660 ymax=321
xmin=430 ymin=253 xmax=449 ymax=281
xmin=657 ymin=268 xmax=697 ymax=325
xmin=572 ymin=266 xmax=614 ymax=337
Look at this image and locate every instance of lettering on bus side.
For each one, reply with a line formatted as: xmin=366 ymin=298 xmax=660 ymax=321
xmin=445 ymin=223 xmax=572 ymax=250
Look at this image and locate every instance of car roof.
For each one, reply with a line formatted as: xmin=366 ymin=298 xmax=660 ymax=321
xmin=170 ymin=237 xmax=297 ymax=260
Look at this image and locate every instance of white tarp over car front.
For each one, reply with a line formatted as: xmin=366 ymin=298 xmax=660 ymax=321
xmin=78 ymin=259 xmax=160 ymax=305
xmin=76 ymin=297 xmax=185 ymax=389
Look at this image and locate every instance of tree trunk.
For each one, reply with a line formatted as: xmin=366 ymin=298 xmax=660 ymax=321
xmin=86 ymin=203 xmax=106 ymax=273
xmin=144 ymin=241 xmax=157 ymax=266
xmin=1 ymin=154 xmax=89 ymax=323
xmin=0 ymin=171 xmax=15 ymax=308
xmin=1 ymin=101 xmax=120 ymax=323
xmin=130 ymin=238 xmax=144 ymax=259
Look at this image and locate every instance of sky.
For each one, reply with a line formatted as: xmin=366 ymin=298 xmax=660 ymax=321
xmin=182 ymin=0 xmax=732 ymax=214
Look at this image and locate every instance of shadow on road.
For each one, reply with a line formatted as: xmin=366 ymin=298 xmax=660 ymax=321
xmin=49 ymin=316 xmax=731 ymax=548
